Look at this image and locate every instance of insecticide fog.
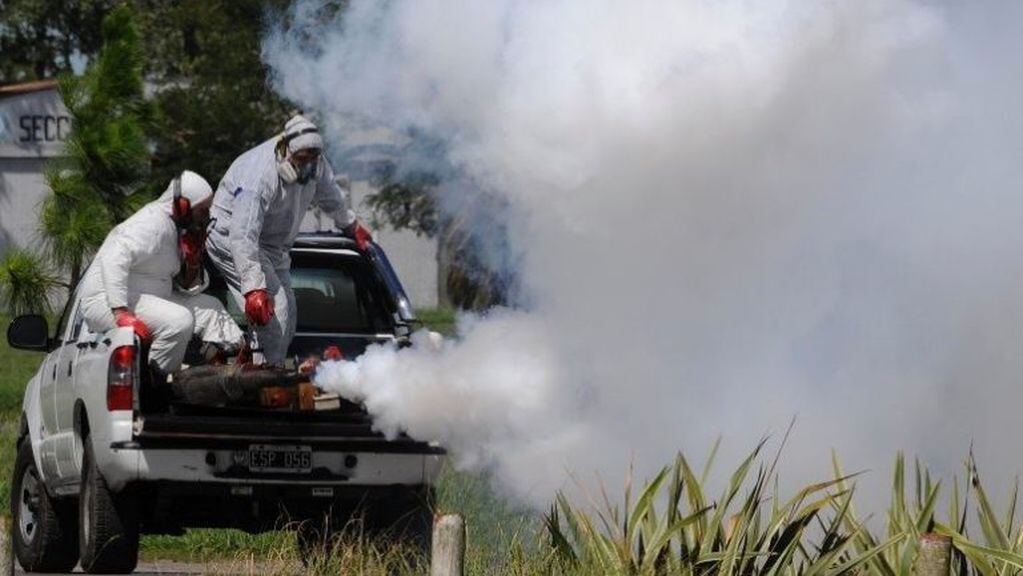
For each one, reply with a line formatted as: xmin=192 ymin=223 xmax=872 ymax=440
xmin=266 ymin=1 xmax=1023 ymax=505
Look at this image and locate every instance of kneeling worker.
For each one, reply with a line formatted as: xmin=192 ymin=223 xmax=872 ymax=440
xmin=79 ymin=171 xmax=244 ymax=376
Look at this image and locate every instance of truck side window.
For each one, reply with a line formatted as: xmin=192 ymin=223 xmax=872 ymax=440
xmin=68 ymin=304 xmax=86 ymax=342
xmin=53 ymin=297 xmax=75 ymax=345
xmin=53 ymin=280 xmax=84 ymax=344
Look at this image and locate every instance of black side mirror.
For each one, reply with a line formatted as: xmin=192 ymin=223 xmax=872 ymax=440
xmin=7 ymin=315 xmax=50 ymax=352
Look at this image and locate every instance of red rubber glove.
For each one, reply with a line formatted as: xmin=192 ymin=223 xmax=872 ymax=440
xmin=244 ymin=289 xmax=274 ymax=326
xmin=114 ymin=309 xmax=152 ymax=343
xmin=344 ymin=220 xmax=373 ymax=251
xmin=179 ymin=230 xmax=204 ymax=268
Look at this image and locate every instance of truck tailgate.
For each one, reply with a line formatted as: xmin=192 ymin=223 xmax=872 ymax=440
xmin=120 ymin=406 xmax=444 ymax=454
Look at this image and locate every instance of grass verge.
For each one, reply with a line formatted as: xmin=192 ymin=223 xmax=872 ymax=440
xmin=0 ymin=315 xmax=46 ymax=514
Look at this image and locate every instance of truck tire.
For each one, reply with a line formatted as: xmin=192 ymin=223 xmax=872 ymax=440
xmin=10 ymin=438 xmax=80 ymax=573
xmin=78 ymin=435 xmax=139 ymax=574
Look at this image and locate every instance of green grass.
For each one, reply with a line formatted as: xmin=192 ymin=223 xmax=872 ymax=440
xmin=0 ymin=317 xmax=45 ymax=414
xmin=141 ymin=529 xmax=293 ymax=562
xmin=416 ymin=306 xmax=458 ymax=337
xmin=0 ymin=314 xmax=47 ymax=515
xmin=139 ymin=464 xmax=539 ymax=566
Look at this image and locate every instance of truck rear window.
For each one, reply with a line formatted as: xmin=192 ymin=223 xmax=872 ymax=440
xmin=290 ymin=260 xmax=392 ymax=333
xmin=208 ymin=251 xmax=395 ymax=334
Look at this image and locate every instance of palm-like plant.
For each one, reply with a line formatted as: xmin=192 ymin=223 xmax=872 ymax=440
xmin=544 ymin=443 xmax=1023 ymax=575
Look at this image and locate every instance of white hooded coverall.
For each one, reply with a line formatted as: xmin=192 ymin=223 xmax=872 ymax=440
xmin=207 ymin=137 xmax=355 ymax=365
xmin=79 ymin=182 xmax=244 ymax=373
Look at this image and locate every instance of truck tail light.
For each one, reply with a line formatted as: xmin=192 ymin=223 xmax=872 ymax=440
xmin=107 ymin=345 xmax=136 ymax=411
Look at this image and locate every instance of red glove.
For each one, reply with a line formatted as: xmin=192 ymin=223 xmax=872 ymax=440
xmin=179 ymin=230 xmax=204 ymax=268
xmin=244 ymin=289 xmax=275 ymax=326
xmin=344 ymin=220 xmax=373 ymax=251
xmin=114 ymin=309 xmax=152 ymax=343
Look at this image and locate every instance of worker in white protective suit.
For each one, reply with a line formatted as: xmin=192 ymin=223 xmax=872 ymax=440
xmin=207 ymin=114 xmax=372 ymax=366
xmin=79 ymin=171 xmax=245 ymax=376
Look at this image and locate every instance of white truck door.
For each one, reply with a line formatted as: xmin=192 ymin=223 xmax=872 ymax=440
xmin=54 ymin=300 xmax=89 ymax=480
xmin=37 ymin=298 xmax=79 ymax=481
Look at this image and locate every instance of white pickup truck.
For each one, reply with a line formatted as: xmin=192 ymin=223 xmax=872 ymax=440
xmin=7 ymin=234 xmax=444 ymax=574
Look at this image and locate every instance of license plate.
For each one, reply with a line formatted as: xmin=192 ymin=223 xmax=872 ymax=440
xmin=245 ymin=444 xmax=312 ymax=473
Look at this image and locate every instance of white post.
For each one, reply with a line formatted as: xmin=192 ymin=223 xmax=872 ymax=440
xmin=430 ymin=514 xmax=465 ymax=576
xmin=916 ymin=533 xmax=952 ymax=576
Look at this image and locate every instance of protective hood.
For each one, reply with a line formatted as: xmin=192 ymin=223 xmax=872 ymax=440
xmin=283 ymin=114 xmax=323 ymax=153
xmin=158 ymin=170 xmax=214 ymax=205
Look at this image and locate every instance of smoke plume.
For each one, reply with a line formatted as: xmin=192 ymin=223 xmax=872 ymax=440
xmin=264 ymin=1 xmax=1023 ymax=504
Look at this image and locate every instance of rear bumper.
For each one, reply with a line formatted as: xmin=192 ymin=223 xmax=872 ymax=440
xmin=98 ymin=410 xmax=445 ymax=491
xmin=102 ymin=444 xmax=443 ymax=489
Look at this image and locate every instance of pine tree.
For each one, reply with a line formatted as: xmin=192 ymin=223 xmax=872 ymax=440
xmin=0 ymin=5 xmax=152 ymax=314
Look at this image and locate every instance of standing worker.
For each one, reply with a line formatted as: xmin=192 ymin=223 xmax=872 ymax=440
xmin=207 ymin=114 xmax=372 ymax=366
xmin=79 ymin=171 xmax=245 ymax=377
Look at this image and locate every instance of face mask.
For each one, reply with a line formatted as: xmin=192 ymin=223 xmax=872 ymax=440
xmin=295 ymin=159 xmax=318 ymax=185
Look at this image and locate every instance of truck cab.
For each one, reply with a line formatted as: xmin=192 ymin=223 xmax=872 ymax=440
xmin=8 ymin=234 xmax=444 ymax=574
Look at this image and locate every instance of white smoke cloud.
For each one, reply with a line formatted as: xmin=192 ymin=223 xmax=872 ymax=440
xmin=264 ymin=1 xmax=1023 ymax=505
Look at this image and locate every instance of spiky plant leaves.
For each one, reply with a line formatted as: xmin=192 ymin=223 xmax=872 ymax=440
xmin=1004 ymin=478 xmax=1019 ymax=547
xmin=0 ymin=250 xmax=62 ymax=315
xmin=677 ymin=453 xmax=708 ymax=552
xmin=701 ymin=437 xmax=723 ymax=486
xmin=824 ymin=534 xmax=905 ymax=576
xmin=545 ymin=504 xmax=579 ymax=570
xmin=939 ymin=530 xmax=999 ymax=576
xmin=802 ymin=492 xmax=859 ymax=576
xmin=915 ymin=483 xmax=942 ymax=536
xmin=543 ymin=446 xmax=1023 ymax=576
xmin=955 ymin=540 xmax=1023 ymax=573
xmin=627 ymin=466 xmax=669 ymax=548
xmin=39 ymin=185 xmax=111 ymax=278
xmin=972 ymin=471 xmax=1012 ymax=554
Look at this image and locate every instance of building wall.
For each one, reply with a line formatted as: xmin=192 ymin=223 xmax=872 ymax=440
xmin=0 ymin=86 xmax=68 ymax=255
xmin=0 ymin=157 xmax=48 ymax=253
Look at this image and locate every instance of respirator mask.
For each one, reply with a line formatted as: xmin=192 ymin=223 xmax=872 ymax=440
xmin=276 ymin=127 xmax=322 ymax=185
xmin=278 ymin=156 xmax=320 ymax=185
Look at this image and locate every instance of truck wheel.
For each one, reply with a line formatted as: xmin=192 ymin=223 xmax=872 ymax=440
xmin=10 ymin=439 xmax=79 ymax=573
xmin=78 ymin=435 xmax=139 ymax=574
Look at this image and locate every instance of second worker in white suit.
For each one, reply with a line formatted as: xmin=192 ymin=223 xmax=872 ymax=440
xmin=207 ymin=114 xmax=372 ymax=366
xmin=79 ymin=171 xmax=245 ymax=376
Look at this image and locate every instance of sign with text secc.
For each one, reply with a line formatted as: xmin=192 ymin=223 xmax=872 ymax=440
xmin=0 ymin=85 xmax=71 ymax=158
